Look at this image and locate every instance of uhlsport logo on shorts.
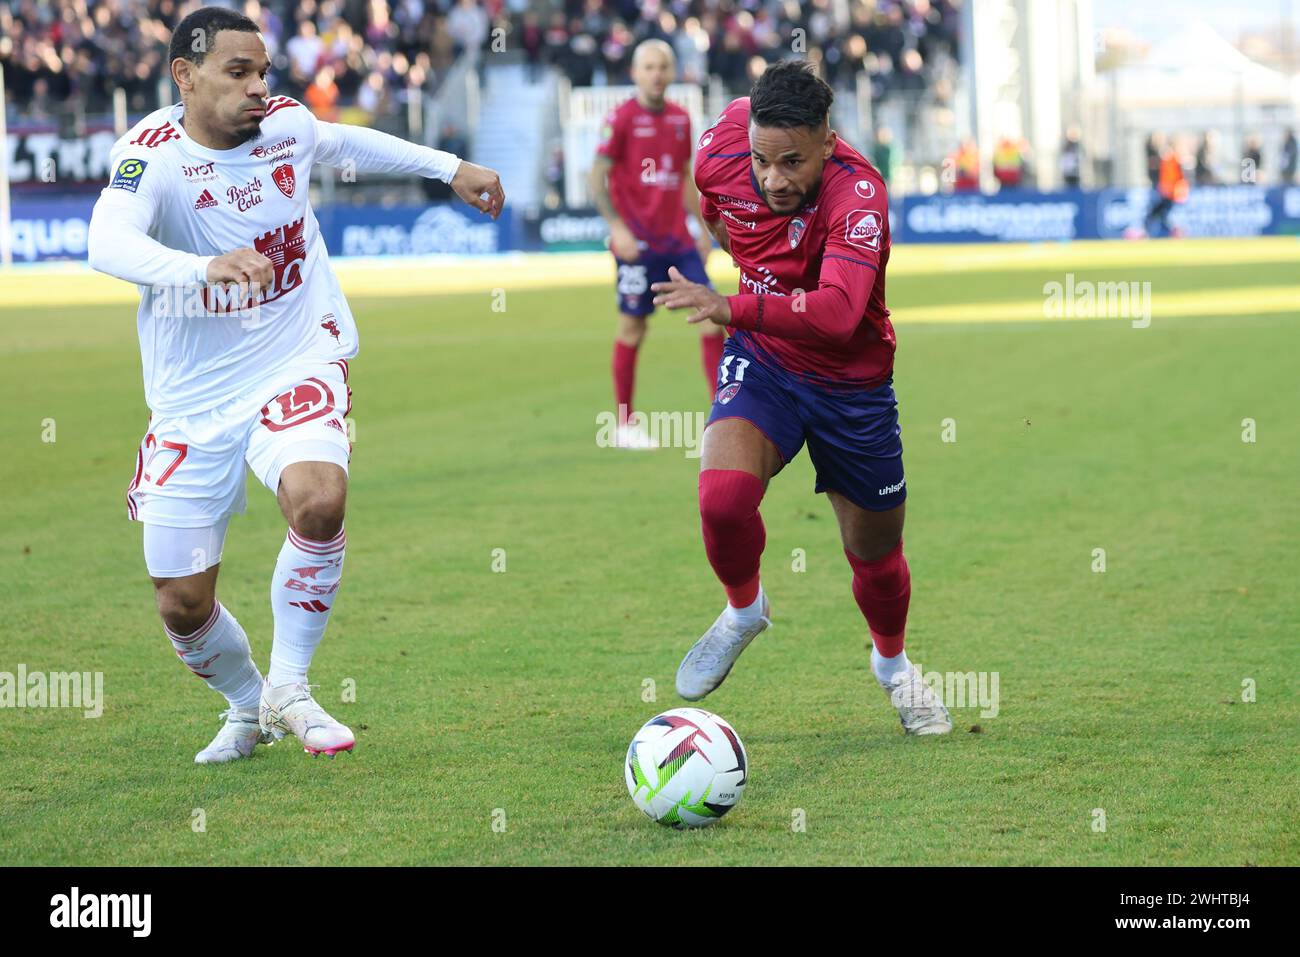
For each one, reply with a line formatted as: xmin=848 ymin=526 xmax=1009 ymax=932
xmin=878 ymin=478 xmax=905 ymax=496
xmin=717 ymin=382 xmax=741 ymax=405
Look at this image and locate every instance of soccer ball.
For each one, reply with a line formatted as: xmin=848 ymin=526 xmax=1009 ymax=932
xmin=624 ymin=708 xmax=748 ymax=828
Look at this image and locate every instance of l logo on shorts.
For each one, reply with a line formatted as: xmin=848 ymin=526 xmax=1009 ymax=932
xmin=259 ymin=379 xmax=335 ymax=432
xmin=717 ymin=382 xmax=741 ymax=405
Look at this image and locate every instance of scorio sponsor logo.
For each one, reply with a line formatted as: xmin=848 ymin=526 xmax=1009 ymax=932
xmin=227 ymin=176 xmax=264 ymax=212
xmin=250 ymin=136 xmax=297 ymax=159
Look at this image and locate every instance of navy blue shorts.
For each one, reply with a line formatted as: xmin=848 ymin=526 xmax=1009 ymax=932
xmin=614 ymin=248 xmax=711 ymax=317
xmin=706 ymin=336 xmax=906 ymax=512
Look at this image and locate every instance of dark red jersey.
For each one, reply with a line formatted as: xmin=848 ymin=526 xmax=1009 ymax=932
xmin=596 ymin=97 xmax=695 ymax=255
xmin=694 ymin=97 xmax=895 ymax=387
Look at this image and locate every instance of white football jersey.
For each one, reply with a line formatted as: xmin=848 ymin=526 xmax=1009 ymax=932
xmin=89 ymin=96 xmax=459 ymax=417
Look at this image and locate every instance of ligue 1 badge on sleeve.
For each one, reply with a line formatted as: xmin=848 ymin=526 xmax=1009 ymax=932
xmin=109 ymin=158 xmax=148 ymax=192
xmin=272 ymin=163 xmax=296 ymax=198
xmin=788 ymin=216 xmax=806 ymax=249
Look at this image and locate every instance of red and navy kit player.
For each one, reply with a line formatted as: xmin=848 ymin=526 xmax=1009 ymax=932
xmin=652 ymin=61 xmax=951 ymax=735
xmin=589 ymin=39 xmax=725 ymax=448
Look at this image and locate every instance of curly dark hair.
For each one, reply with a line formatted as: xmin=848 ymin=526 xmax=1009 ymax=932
xmin=749 ymin=59 xmax=835 ymax=129
xmin=168 ymin=7 xmax=260 ymax=68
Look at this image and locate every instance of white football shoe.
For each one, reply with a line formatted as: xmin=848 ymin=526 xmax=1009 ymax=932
xmin=614 ymin=423 xmax=659 ymax=450
xmin=194 ymin=708 xmax=271 ymax=764
xmin=880 ymin=664 xmax=952 ymax=735
xmin=676 ymin=594 xmax=771 ymax=701
xmin=259 ymin=681 xmax=355 ymax=757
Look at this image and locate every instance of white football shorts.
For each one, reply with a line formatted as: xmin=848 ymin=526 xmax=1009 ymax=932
xmin=126 ymin=358 xmax=353 ymax=555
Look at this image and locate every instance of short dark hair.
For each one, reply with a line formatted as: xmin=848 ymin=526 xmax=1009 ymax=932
xmin=749 ymin=60 xmax=834 ymax=130
xmin=168 ymin=7 xmax=260 ymax=68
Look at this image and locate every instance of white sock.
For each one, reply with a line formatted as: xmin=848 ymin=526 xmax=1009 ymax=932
xmin=871 ymin=647 xmax=912 ymax=687
xmin=724 ymin=585 xmax=765 ymax=629
xmin=268 ymin=526 xmax=345 ymax=687
xmin=168 ymin=602 xmax=263 ymax=712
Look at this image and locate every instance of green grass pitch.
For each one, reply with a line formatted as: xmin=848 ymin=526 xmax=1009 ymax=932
xmin=0 ymin=239 xmax=1296 ymax=865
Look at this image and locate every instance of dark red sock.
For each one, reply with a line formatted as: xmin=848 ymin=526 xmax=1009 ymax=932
xmin=701 ymin=333 xmax=725 ymax=396
xmin=699 ymin=469 xmax=765 ymax=607
xmin=845 ymin=541 xmax=910 ymax=657
xmin=612 ymin=340 xmax=638 ymax=425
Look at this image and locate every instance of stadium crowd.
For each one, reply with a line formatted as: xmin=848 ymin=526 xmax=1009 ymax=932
xmin=2 ymin=0 xmax=960 ymax=122
xmin=6 ymin=1 xmax=1293 ymax=194
xmin=0 ymin=0 xmax=481 ymax=123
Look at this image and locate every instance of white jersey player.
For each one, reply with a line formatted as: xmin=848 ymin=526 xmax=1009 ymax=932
xmin=87 ymin=7 xmax=504 ymax=763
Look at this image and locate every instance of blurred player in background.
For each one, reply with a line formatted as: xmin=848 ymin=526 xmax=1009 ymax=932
xmin=653 ymin=61 xmax=951 ymax=736
xmin=1145 ymin=135 xmax=1189 ymax=238
xmin=88 ymin=6 xmax=503 ymax=763
xmin=589 ymin=39 xmax=725 ymax=450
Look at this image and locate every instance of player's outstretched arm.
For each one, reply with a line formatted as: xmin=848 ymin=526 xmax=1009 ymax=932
xmin=653 ymin=255 xmax=875 ymax=345
xmin=724 ymin=256 xmax=875 ymax=344
xmin=88 ymin=157 xmax=215 ymax=287
xmin=314 ymin=120 xmax=505 ymax=219
xmin=714 ymin=193 xmax=884 ymax=344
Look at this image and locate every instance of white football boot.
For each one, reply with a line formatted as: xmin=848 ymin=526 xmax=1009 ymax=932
xmin=676 ymin=594 xmax=771 ymax=700
xmin=259 ymin=681 xmax=355 ymax=757
xmin=615 ymin=423 xmax=659 ymax=450
xmin=194 ymin=708 xmax=271 ymax=764
xmin=880 ymin=664 xmax=952 ymax=735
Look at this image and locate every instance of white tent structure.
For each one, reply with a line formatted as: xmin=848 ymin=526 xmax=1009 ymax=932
xmin=1116 ymin=20 xmax=1292 ymax=107
xmin=1088 ymin=20 xmax=1299 ymax=185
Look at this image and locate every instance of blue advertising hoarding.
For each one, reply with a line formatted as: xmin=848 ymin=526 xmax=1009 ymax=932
xmin=6 ymin=188 xmax=1297 ymax=263
xmin=894 ymin=185 xmax=1300 ymax=243
xmin=7 ymin=197 xmax=97 ymax=262
xmin=315 ymin=204 xmax=514 ymax=256
xmin=4 ymin=198 xmax=513 ymax=263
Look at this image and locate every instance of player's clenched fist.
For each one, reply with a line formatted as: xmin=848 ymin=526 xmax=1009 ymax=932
xmin=451 ymin=161 xmax=506 ymax=220
xmin=206 ymin=248 xmax=274 ymax=289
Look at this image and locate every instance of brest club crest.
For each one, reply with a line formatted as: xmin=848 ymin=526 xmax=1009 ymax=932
xmin=272 ymin=163 xmax=296 ymax=198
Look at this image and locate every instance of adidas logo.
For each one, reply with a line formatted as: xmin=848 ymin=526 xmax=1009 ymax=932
xmin=194 ymin=189 xmax=217 ymax=209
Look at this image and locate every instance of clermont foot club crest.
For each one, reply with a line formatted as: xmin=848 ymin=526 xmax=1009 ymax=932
xmin=272 ymin=163 xmax=296 ymax=198
xmin=717 ymin=382 xmax=742 ymax=405
xmin=788 ymin=216 xmax=806 ymax=249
